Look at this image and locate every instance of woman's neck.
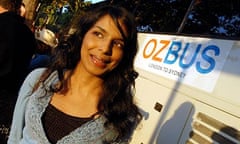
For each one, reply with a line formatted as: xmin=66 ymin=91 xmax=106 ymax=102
xmin=70 ymin=63 xmax=104 ymax=93
xmin=50 ymin=69 xmax=103 ymax=118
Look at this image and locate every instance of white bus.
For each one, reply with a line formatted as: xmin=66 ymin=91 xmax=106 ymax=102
xmin=131 ymin=33 xmax=240 ymax=144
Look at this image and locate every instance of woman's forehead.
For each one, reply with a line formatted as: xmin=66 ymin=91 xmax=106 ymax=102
xmin=93 ymin=15 xmax=127 ymax=38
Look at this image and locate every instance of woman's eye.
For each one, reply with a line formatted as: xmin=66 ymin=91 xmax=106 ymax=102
xmin=94 ymin=31 xmax=103 ymax=38
xmin=113 ymin=41 xmax=124 ymax=49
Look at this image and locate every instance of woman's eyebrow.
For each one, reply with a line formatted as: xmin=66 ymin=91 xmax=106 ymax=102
xmin=95 ymin=26 xmax=106 ymax=33
xmin=95 ymin=25 xmax=124 ymax=41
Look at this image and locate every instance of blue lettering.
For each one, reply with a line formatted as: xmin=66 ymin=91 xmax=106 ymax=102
xmin=196 ymin=45 xmax=220 ymax=74
xmin=163 ymin=41 xmax=181 ymax=64
xmin=179 ymin=43 xmax=201 ymax=69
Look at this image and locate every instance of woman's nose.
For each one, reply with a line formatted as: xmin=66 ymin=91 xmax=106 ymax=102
xmin=99 ymin=40 xmax=112 ymax=55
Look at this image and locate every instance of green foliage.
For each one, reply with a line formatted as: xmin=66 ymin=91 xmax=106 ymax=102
xmin=108 ymin=0 xmax=240 ymax=38
xmin=34 ymin=0 xmax=91 ymax=33
xmin=34 ymin=0 xmax=240 ymax=38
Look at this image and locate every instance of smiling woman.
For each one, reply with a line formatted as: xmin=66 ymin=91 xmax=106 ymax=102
xmin=8 ymin=5 xmax=142 ymax=144
xmin=80 ymin=14 xmax=125 ymax=75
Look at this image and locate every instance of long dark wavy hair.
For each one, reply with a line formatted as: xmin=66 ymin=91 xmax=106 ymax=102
xmin=35 ymin=5 xmax=142 ymax=141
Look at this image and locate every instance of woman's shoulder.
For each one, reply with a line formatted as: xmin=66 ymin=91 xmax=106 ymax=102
xmin=29 ymin=67 xmax=47 ymax=75
xmin=26 ymin=68 xmax=59 ymax=89
xmin=27 ymin=68 xmax=47 ymax=83
xmin=18 ymin=68 xmax=47 ymax=93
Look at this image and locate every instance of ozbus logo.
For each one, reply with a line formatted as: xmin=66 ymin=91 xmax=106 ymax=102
xmin=142 ymin=39 xmax=220 ymax=74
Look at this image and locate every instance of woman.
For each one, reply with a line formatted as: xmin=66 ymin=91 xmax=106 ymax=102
xmin=8 ymin=5 xmax=142 ymax=144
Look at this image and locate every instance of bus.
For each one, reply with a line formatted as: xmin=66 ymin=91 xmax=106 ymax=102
xmin=131 ymin=32 xmax=240 ymax=144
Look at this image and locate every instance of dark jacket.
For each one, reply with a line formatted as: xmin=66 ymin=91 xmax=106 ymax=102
xmin=0 ymin=11 xmax=36 ymax=101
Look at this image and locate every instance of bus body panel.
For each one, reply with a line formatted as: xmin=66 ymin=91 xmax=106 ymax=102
xmin=131 ymin=33 xmax=240 ymax=144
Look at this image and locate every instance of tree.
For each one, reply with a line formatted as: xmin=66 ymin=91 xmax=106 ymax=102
xmin=33 ymin=0 xmax=91 ymax=33
xmin=105 ymin=0 xmax=240 ymax=38
xmin=32 ymin=0 xmax=240 ymax=38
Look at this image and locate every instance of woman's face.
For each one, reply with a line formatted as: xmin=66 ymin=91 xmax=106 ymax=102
xmin=79 ymin=15 xmax=126 ymax=76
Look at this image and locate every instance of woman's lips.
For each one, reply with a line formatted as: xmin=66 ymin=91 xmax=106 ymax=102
xmin=91 ymin=55 xmax=107 ymax=68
